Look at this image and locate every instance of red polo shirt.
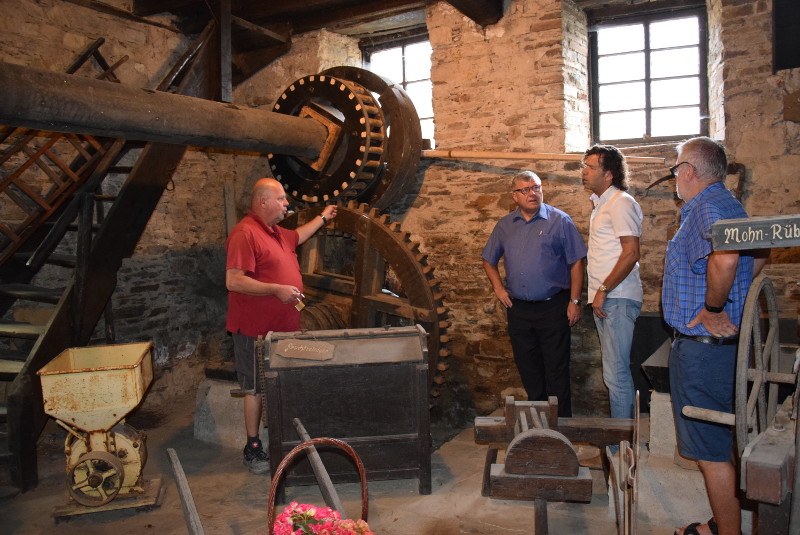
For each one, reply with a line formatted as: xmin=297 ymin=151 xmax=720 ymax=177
xmin=225 ymin=212 xmax=302 ymax=337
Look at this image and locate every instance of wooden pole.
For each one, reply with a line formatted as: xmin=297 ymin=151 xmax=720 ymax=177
xmin=422 ymin=149 xmax=666 ymax=164
xmin=0 ymin=61 xmax=327 ymax=159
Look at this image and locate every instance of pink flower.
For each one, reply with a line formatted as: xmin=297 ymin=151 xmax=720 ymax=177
xmin=272 ymin=503 xmax=373 ymax=535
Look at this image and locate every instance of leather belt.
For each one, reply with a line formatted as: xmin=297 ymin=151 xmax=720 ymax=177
xmin=673 ymin=330 xmax=739 ymax=346
xmin=512 ymin=296 xmax=553 ymax=304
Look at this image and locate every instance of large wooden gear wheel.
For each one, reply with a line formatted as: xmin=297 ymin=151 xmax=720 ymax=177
xmin=734 ymin=273 xmax=795 ymax=456
xmin=268 ymin=73 xmax=386 ymax=206
xmin=268 ymin=67 xmax=421 ymax=209
xmin=285 ymin=202 xmax=449 ymax=392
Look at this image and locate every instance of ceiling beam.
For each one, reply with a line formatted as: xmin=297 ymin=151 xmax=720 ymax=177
xmin=238 ymin=0 xmax=427 ymax=32
xmin=132 ymin=0 xmax=199 ymax=17
xmin=446 ymin=0 xmax=504 ymax=26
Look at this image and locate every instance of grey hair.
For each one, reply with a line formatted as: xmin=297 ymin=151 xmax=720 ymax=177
xmin=510 ymin=170 xmax=541 ymax=189
xmin=677 ymin=136 xmax=727 ymax=183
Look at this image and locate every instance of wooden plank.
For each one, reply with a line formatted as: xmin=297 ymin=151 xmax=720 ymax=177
xmin=473 ymin=415 xmax=513 ymax=444
xmin=533 ymin=499 xmax=548 ymax=535
xmin=166 ymin=450 xmax=205 ymax=535
xmin=292 ymin=418 xmax=346 ymax=515
xmin=711 ymin=214 xmax=800 ymax=251
xmin=555 ymin=416 xmax=637 ymax=446
xmin=504 ymin=429 xmax=579 ymax=476
xmin=481 ymin=447 xmax=498 ymax=497
xmin=489 ymin=464 xmax=593 ymax=502
xmin=741 ymin=417 xmax=795 ymax=504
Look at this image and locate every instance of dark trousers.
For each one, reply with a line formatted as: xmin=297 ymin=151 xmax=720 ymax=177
xmin=507 ymin=290 xmax=572 ymax=417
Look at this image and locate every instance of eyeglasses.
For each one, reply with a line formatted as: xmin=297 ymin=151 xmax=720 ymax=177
xmin=512 ymin=185 xmax=542 ymax=195
xmin=580 ymin=162 xmax=601 ymax=171
xmin=669 ymin=161 xmax=695 ymax=178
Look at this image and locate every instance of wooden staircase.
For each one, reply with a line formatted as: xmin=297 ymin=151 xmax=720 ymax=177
xmin=0 ymin=22 xmax=226 ymax=494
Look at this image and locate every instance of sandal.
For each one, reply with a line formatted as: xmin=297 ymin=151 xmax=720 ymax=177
xmin=674 ymin=518 xmax=718 ymax=535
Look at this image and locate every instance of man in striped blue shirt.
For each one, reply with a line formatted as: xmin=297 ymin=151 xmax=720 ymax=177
xmin=663 ymin=137 xmax=766 ymax=535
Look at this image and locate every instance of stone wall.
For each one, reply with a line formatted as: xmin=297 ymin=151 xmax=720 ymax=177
xmin=2 ymin=0 xmax=798 ymax=421
xmin=714 ymin=0 xmax=800 ymax=322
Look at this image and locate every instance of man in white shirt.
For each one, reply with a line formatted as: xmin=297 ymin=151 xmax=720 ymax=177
xmin=581 ymin=145 xmax=643 ymax=419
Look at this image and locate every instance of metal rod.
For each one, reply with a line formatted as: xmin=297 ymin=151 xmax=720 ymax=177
xmin=0 ymin=61 xmax=327 ymax=160
xmin=422 ymin=149 xmax=666 ymax=164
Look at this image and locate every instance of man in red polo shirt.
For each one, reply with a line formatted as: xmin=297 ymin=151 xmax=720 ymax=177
xmin=226 ymin=177 xmax=337 ymax=474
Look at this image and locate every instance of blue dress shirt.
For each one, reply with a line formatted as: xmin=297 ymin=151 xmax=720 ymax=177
xmin=482 ymin=204 xmax=587 ymax=301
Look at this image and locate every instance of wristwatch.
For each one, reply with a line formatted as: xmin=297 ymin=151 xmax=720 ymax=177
xmin=598 ymin=284 xmax=609 ymax=293
xmin=570 ymin=298 xmax=581 ymax=305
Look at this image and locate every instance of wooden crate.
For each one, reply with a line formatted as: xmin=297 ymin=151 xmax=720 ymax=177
xmin=263 ymin=325 xmax=431 ymax=495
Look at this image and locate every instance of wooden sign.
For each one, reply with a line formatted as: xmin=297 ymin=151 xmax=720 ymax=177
xmin=711 ymin=214 xmax=800 ymax=251
xmin=274 ymin=339 xmax=334 ymax=361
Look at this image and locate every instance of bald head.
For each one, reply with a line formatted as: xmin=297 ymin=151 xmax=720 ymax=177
xmin=250 ymin=177 xmax=288 ymax=226
xmin=251 ymin=178 xmax=282 ymax=209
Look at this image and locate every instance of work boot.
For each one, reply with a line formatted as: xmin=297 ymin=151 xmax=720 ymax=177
xmin=243 ymin=441 xmax=270 ymax=474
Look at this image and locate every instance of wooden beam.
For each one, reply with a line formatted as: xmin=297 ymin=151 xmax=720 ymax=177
xmin=0 ymin=62 xmax=328 ymax=159
xmin=446 ymin=0 xmax=504 ymax=27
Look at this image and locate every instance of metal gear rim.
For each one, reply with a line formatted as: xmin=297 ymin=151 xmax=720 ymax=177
xmin=67 ymin=450 xmax=125 ymax=506
xmin=268 ymin=74 xmax=386 ymax=206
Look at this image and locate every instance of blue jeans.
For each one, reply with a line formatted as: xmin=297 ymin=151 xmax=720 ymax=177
xmin=593 ymin=298 xmax=641 ymax=419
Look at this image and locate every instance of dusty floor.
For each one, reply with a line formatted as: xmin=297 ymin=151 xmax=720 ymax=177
xmin=1 ymin=393 xmax=681 ymax=535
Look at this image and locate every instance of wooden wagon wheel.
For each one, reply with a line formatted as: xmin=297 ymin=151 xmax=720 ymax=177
xmin=735 ymin=273 xmax=782 ymax=456
xmin=284 ymin=202 xmax=449 ymax=391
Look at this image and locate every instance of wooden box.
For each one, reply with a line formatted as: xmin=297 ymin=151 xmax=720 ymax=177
xmin=263 ymin=325 xmax=431 ymax=494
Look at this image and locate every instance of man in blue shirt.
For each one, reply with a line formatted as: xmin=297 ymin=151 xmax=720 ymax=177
xmin=482 ymin=171 xmax=587 ymax=417
xmin=664 ymin=137 xmax=766 ymax=535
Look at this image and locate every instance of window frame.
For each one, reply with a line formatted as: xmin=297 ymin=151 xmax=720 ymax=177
xmin=588 ymin=4 xmax=709 ymax=144
xmin=361 ymin=32 xmax=434 ymax=146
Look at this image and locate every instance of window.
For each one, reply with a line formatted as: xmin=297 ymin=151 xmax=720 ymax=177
xmin=589 ymin=7 xmax=708 ymax=143
xmin=363 ymin=38 xmax=435 ymax=148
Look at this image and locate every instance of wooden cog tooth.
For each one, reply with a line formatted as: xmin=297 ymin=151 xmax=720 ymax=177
xmin=438 ymin=320 xmax=450 ymax=329
xmin=433 ymin=375 xmax=446 ymax=385
xmin=346 ymin=200 xmax=359 ymax=209
xmin=431 ymin=389 xmax=441 ymax=398
xmin=437 ymin=362 xmax=450 ymax=372
xmin=368 ymin=208 xmax=380 ymax=217
xmin=439 ymin=349 xmax=450 ymax=358
xmin=439 ymin=335 xmax=450 ymax=343
xmin=436 ymin=306 xmax=448 ymax=315
xmin=389 ymin=222 xmax=401 ymax=232
xmin=378 ymin=214 xmax=390 ymax=224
